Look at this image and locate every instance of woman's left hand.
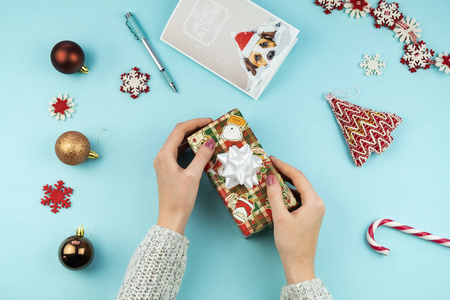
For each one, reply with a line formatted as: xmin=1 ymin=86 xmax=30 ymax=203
xmin=154 ymin=118 xmax=216 ymax=235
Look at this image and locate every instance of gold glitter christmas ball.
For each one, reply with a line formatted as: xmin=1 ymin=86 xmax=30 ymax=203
xmin=55 ymin=131 xmax=98 ymax=165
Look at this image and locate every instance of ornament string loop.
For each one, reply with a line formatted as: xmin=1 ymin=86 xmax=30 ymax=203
xmin=325 ymin=87 xmax=359 ymax=101
xmin=91 ymin=129 xmax=112 ymax=158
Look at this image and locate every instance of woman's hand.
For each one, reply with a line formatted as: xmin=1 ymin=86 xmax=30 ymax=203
xmin=154 ymin=118 xmax=216 ymax=235
xmin=266 ymin=156 xmax=325 ymax=285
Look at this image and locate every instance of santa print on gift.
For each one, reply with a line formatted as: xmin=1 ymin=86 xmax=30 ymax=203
xmin=225 ymin=194 xmax=255 ymax=224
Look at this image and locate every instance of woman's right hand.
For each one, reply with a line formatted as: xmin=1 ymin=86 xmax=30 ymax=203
xmin=266 ymin=156 xmax=326 ymax=285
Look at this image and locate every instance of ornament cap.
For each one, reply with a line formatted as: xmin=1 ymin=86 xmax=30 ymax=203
xmin=88 ymin=150 xmax=99 ymax=159
xmin=80 ymin=65 xmax=89 ymax=74
xmin=76 ymin=225 xmax=84 ymax=237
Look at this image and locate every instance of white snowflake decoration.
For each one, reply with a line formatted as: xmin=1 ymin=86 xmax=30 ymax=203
xmin=344 ymin=0 xmax=372 ymax=19
xmin=315 ymin=0 xmax=343 ymax=14
xmin=48 ymin=94 xmax=75 ymax=121
xmin=435 ymin=52 xmax=450 ymax=74
xmin=400 ymin=41 xmax=434 ymax=72
xmin=120 ymin=67 xmax=150 ymax=99
xmin=372 ymin=0 xmax=402 ymax=29
xmin=360 ymin=54 xmax=386 ymax=76
xmin=393 ymin=17 xmax=422 ymax=44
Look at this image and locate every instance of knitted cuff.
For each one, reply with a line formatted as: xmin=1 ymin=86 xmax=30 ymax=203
xmin=280 ymin=278 xmax=333 ymax=300
xmin=116 ymin=225 xmax=189 ymax=300
xmin=149 ymin=225 xmax=190 ymax=249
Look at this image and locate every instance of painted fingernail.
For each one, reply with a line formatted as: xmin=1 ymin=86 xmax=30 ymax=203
xmin=205 ymin=138 xmax=215 ymax=150
xmin=267 ymin=175 xmax=276 ymax=186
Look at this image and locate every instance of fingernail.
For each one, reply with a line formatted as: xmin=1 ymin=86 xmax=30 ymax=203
xmin=205 ymin=138 xmax=215 ymax=150
xmin=267 ymin=174 xmax=276 ymax=186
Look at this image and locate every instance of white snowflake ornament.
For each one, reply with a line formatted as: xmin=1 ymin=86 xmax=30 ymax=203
xmin=400 ymin=41 xmax=434 ymax=73
xmin=360 ymin=54 xmax=386 ymax=76
xmin=120 ymin=67 xmax=150 ymax=99
xmin=371 ymin=0 xmax=402 ymax=30
xmin=435 ymin=52 xmax=450 ymax=74
xmin=315 ymin=0 xmax=344 ymax=14
xmin=393 ymin=17 xmax=422 ymax=44
xmin=344 ymin=0 xmax=372 ymax=19
xmin=48 ymin=94 xmax=75 ymax=121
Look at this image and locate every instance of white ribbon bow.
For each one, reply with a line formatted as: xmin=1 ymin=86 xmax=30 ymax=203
xmin=217 ymin=144 xmax=263 ymax=190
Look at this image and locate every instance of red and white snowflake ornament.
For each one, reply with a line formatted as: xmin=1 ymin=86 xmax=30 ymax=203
xmin=315 ymin=0 xmax=344 ymax=14
xmin=371 ymin=0 xmax=402 ymax=30
xmin=435 ymin=52 xmax=450 ymax=74
xmin=41 ymin=180 xmax=73 ymax=213
xmin=344 ymin=0 xmax=372 ymax=19
xmin=400 ymin=41 xmax=435 ymax=73
xmin=360 ymin=54 xmax=386 ymax=76
xmin=315 ymin=0 xmax=450 ymax=74
xmin=393 ymin=17 xmax=422 ymax=44
xmin=48 ymin=94 xmax=75 ymax=121
xmin=120 ymin=67 xmax=150 ymax=99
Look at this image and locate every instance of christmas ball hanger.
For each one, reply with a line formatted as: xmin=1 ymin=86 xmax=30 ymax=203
xmin=55 ymin=129 xmax=111 ymax=165
xmin=315 ymin=0 xmax=450 ymax=74
xmin=51 ymin=40 xmax=89 ymax=74
xmin=58 ymin=225 xmax=94 ymax=270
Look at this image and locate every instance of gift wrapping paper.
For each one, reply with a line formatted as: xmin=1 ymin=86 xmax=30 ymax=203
xmin=187 ymin=108 xmax=300 ymax=237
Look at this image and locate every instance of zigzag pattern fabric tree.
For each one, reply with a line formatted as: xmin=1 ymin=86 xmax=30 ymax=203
xmin=326 ymin=94 xmax=402 ymax=167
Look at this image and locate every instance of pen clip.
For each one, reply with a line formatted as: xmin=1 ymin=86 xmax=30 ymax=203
xmin=125 ymin=12 xmax=145 ymax=41
xmin=126 ymin=21 xmax=139 ymax=40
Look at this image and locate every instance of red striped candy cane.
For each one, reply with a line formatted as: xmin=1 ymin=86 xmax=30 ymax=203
xmin=367 ymin=219 xmax=450 ymax=256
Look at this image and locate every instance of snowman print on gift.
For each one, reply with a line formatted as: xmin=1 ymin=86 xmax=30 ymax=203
xmin=221 ymin=115 xmax=246 ymax=141
xmin=221 ymin=124 xmax=242 ymax=141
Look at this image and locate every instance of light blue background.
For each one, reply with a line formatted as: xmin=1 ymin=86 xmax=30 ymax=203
xmin=0 ymin=0 xmax=449 ymax=299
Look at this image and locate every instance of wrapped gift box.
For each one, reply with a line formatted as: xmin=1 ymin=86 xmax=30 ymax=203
xmin=187 ymin=108 xmax=300 ymax=237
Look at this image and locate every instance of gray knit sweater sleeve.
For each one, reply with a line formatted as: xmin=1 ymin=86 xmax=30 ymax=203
xmin=116 ymin=225 xmax=189 ymax=300
xmin=281 ymin=278 xmax=333 ymax=300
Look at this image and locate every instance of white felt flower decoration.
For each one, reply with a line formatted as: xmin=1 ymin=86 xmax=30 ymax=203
xmin=48 ymin=94 xmax=76 ymax=121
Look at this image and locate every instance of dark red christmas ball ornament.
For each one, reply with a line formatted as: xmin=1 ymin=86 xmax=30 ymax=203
xmin=51 ymin=41 xmax=89 ymax=74
xmin=58 ymin=225 xmax=94 ymax=270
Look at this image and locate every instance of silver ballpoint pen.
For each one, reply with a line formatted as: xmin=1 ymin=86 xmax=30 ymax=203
xmin=125 ymin=12 xmax=177 ymax=93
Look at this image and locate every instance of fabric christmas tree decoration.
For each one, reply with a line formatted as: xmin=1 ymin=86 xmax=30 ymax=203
xmin=186 ymin=109 xmax=300 ymax=237
xmin=325 ymin=91 xmax=402 ymax=167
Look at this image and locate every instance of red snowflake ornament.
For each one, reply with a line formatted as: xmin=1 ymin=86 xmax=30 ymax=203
xmin=371 ymin=0 xmax=403 ymax=30
xmin=326 ymin=93 xmax=402 ymax=167
xmin=41 ymin=180 xmax=73 ymax=213
xmin=120 ymin=67 xmax=150 ymax=99
xmin=315 ymin=0 xmax=344 ymax=14
xmin=400 ymin=41 xmax=435 ymax=73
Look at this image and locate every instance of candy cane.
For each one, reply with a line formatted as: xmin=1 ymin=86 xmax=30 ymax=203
xmin=367 ymin=219 xmax=450 ymax=256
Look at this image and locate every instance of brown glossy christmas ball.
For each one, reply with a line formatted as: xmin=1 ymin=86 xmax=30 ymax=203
xmin=55 ymin=131 xmax=98 ymax=165
xmin=51 ymin=41 xmax=89 ymax=74
xmin=59 ymin=226 xmax=94 ymax=270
